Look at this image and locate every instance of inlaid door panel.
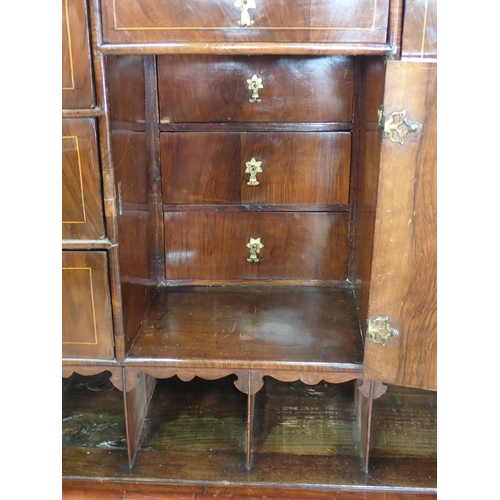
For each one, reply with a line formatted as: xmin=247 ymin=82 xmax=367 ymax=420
xmin=102 ymin=0 xmax=389 ymax=44
xmin=363 ymin=60 xmax=437 ymax=391
xmin=62 ymin=251 xmax=114 ymax=359
xmin=164 ymin=212 xmax=348 ymax=281
xmin=62 ymin=0 xmax=95 ymax=109
xmin=62 ymin=119 xmax=105 ymax=240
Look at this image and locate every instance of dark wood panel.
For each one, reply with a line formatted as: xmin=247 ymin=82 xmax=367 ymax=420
xmin=164 ymin=212 xmax=348 ymax=280
xmin=128 ymin=286 xmax=363 ymax=365
xmin=363 ymin=61 xmax=437 ymax=391
xmin=62 ymin=251 xmax=114 ymax=359
xmin=62 ymin=118 xmax=105 ymax=240
xmin=241 ymin=132 xmax=351 ymax=205
xmin=112 ymin=130 xmax=148 ymax=206
xmin=349 ymin=57 xmax=386 ymax=336
xmin=101 ymin=0 xmax=389 ymax=44
xmin=107 ymin=55 xmax=146 ymax=125
xmin=402 ymin=0 xmax=437 ymax=58
xmin=161 ymin=132 xmax=350 ymax=205
xmin=62 ymin=0 xmax=95 ymax=109
xmin=161 ymin=132 xmax=241 ymax=204
xmin=158 ymin=56 xmax=353 ymax=123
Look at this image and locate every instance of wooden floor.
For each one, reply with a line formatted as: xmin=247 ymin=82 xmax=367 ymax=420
xmin=62 ymin=373 xmax=436 ymax=499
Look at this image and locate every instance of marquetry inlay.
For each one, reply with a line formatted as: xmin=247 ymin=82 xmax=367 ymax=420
xmin=62 ymin=0 xmax=75 ymax=90
xmin=111 ymin=0 xmax=381 ymax=31
xmin=62 ymin=267 xmax=98 ymax=345
xmin=62 ymin=135 xmax=87 ymax=224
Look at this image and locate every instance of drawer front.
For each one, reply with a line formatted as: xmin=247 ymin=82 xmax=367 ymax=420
xmin=102 ymin=0 xmax=389 ymax=44
xmin=62 ymin=251 xmax=114 ymax=359
xmin=161 ymin=132 xmax=351 ymax=205
xmin=62 ymin=0 xmax=95 ymax=109
xmin=158 ymin=56 xmax=353 ymax=123
xmin=164 ymin=212 xmax=348 ymax=280
xmin=62 ymin=119 xmax=105 ymax=240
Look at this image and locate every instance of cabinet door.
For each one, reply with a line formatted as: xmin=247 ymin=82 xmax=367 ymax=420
xmin=362 ymin=60 xmax=436 ymax=391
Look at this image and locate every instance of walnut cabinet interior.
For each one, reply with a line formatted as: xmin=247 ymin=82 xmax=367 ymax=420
xmin=62 ymin=0 xmax=437 ymax=492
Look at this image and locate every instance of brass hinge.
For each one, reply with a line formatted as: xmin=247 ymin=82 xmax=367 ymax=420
xmin=367 ymin=316 xmax=399 ymax=346
xmin=378 ymin=105 xmax=420 ymax=145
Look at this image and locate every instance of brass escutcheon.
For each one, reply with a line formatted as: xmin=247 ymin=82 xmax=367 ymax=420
xmin=367 ymin=316 xmax=399 ymax=346
xmin=247 ymin=74 xmax=263 ymax=103
xmin=247 ymin=237 xmax=264 ymax=262
xmin=245 ymin=157 xmax=263 ymax=186
xmin=378 ymin=105 xmax=420 ymax=145
xmin=234 ymin=0 xmax=256 ymax=27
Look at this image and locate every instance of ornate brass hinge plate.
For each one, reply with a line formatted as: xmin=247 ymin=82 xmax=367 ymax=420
xmin=367 ymin=316 xmax=399 ymax=346
xmin=378 ymin=105 xmax=420 ymax=145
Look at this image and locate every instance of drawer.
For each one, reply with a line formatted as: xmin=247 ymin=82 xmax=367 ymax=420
xmin=102 ymin=0 xmax=389 ymax=44
xmin=62 ymin=251 xmax=114 ymax=359
xmin=161 ymin=132 xmax=351 ymax=205
xmin=164 ymin=212 xmax=348 ymax=280
xmin=62 ymin=119 xmax=105 ymax=240
xmin=158 ymin=56 xmax=353 ymax=123
xmin=62 ymin=0 xmax=95 ymax=109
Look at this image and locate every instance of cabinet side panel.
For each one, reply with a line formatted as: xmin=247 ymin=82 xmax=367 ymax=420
xmin=107 ymin=56 xmax=157 ymax=351
xmin=349 ymin=57 xmax=386 ymax=335
xmin=363 ymin=61 xmax=436 ymax=391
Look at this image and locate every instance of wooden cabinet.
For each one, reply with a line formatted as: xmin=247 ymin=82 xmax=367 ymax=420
xmin=63 ymin=0 xmax=436 ymax=495
xmin=62 ymin=0 xmax=115 ymax=362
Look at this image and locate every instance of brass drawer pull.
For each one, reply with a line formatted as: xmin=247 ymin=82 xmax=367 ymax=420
xmin=247 ymin=237 xmax=264 ymax=262
xmin=235 ymin=0 xmax=256 ymax=27
xmin=247 ymin=74 xmax=263 ymax=103
xmin=245 ymin=157 xmax=263 ymax=186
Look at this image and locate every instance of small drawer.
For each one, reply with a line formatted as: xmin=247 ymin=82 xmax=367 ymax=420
xmin=164 ymin=212 xmax=348 ymax=281
xmin=161 ymin=132 xmax=351 ymax=205
xmin=62 ymin=119 xmax=105 ymax=240
xmin=102 ymin=0 xmax=389 ymax=44
xmin=158 ymin=56 xmax=353 ymax=123
xmin=62 ymin=251 xmax=114 ymax=359
xmin=62 ymin=0 xmax=95 ymax=109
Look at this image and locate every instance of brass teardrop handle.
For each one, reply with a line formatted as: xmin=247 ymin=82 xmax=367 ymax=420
xmin=234 ymin=0 xmax=256 ymax=27
xmin=245 ymin=157 xmax=262 ymax=186
xmin=247 ymin=75 xmax=263 ymax=103
xmin=247 ymin=237 xmax=264 ymax=262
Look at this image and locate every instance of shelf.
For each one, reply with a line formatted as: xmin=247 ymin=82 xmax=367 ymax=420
xmin=62 ymin=372 xmax=437 ymax=496
xmin=126 ymin=285 xmax=364 ymax=373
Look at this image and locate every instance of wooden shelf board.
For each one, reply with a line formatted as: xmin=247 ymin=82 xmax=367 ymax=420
xmin=126 ymin=285 xmax=364 ymax=370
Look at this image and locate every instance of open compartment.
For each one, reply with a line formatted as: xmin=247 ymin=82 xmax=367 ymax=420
xmin=106 ymin=53 xmax=387 ymax=469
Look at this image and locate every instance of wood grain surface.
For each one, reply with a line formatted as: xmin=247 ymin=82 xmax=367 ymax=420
xmin=127 ymin=286 xmax=363 ymax=367
xmin=161 ymin=132 xmax=351 ymax=205
xmin=163 ymin=212 xmax=348 ymax=280
xmin=363 ymin=61 xmax=436 ymax=391
xmin=101 ymin=0 xmax=389 ymax=44
xmin=157 ymin=55 xmax=353 ymax=123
